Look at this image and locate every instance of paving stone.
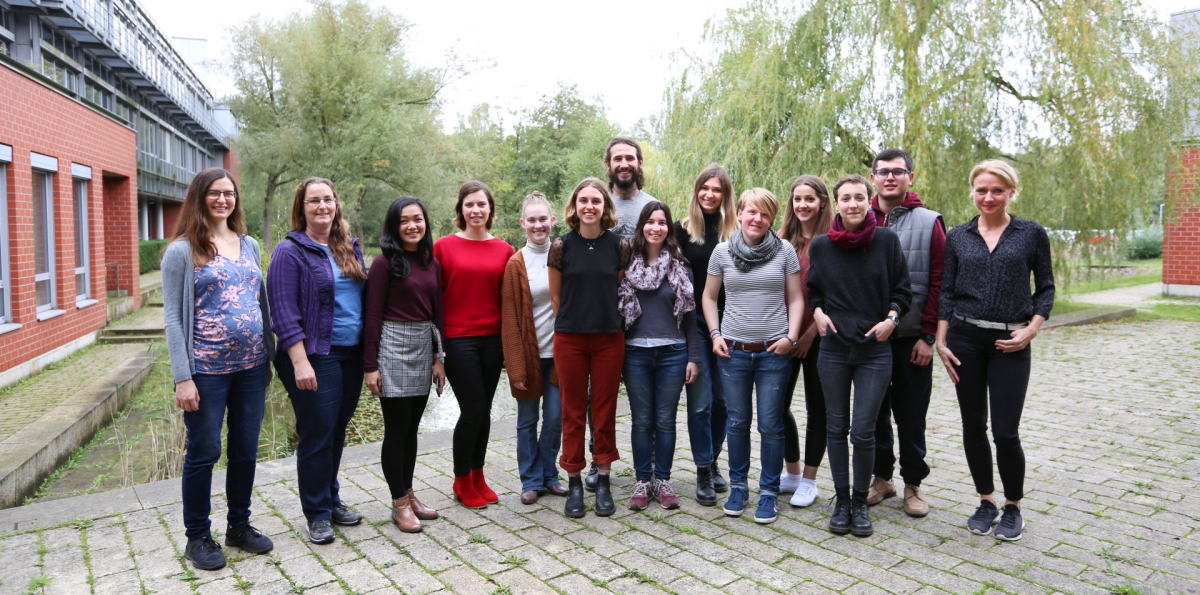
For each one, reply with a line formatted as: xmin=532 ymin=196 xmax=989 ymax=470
xmin=331 ymin=558 xmax=391 ymax=593
xmin=405 ymin=536 xmax=461 ymax=573
xmin=548 ymin=571 xmax=613 ymax=594
xmin=435 ymin=565 xmax=494 ymax=595
xmin=381 ymin=556 xmax=444 ymax=594
xmin=664 ymin=550 xmax=739 ymax=586
xmin=491 ymin=567 xmax=560 ymax=595
xmin=279 ymin=554 xmax=337 ymax=589
xmin=247 ymin=579 xmax=294 ymax=595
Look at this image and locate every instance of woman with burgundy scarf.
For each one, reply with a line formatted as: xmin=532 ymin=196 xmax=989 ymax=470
xmin=806 ymin=174 xmax=911 ymax=538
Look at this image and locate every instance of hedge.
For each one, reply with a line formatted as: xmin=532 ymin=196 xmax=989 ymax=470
xmin=138 ymin=239 xmax=171 ymax=274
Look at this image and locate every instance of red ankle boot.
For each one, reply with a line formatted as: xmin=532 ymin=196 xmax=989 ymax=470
xmin=471 ymin=468 xmax=499 ymax=503
xmin=453 ymin=475 xmax=488 ymax=509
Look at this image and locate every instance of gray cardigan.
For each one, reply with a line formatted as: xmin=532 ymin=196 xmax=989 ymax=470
xmin=162 ymin=238 xmax=276 ymax=383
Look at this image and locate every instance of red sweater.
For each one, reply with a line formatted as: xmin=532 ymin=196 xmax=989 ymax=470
xmin=433 ymin=234 xmax=514 ymax=338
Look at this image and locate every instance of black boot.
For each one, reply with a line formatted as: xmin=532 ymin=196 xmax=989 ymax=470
xmin=565 ymin=475 xmax=585 ymax=519
xmin=829 ymin=487 xmax=851 ymax=535
xmin=710 ymin=461 xmax=728 ymax=493
xmin=695 ymin=466 xmax=717 ymax=506
xmin=851 ymin=490 xmax=874 ymax=537
xmin=594 ymin=473 xmax=615 ymax=516
xmin=584 ymin=462 xmax=599 ymax=492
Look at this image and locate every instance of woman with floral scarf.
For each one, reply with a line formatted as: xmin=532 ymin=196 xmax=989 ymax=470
xmin=618 ymin=201 xmax=700 ymax=511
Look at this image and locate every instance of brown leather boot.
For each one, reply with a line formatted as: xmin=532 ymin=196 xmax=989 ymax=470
xmin=407 ymin=489 xmax=439 ymax=520
xmin=392 ymin=496 xmax=422 ymax=533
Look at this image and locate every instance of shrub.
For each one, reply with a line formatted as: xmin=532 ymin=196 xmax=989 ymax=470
xmin=1125 ymin=227 xmax=1162 ymax=260
xmin=138 ymin=239 xmax=171 ymax=273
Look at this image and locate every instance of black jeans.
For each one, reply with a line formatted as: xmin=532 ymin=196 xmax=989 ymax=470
xmin=379 ymin=396 xmax=429 ymax=499
xmin=873 ymin=336 xmax=933 ymax=485
xmin=819 ymin=341 xmax=892 ymax=491
xmin=784 ymin=335 xmax=826 ymax=468
xmin=276 ymin=345 xmax=363 ymax=522
xmin=444 ymin=334 xmax=504 ymax=477
xmin=947 ymin=322 xmax=1030 ymax=501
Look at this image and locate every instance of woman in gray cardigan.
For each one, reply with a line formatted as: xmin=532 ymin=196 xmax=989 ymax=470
xmin=162 ymin=168 xmax=275 ymax=572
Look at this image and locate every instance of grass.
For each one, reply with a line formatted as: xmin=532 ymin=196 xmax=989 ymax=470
xmin=1141 ymin=303 xmax=1200 ymax=323
xmin=1060 ymin=258 xmax=1161 ymax=295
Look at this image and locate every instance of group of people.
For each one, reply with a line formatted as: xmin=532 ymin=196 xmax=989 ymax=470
xmin=163 ymin=137 xmax=1054 ymax=572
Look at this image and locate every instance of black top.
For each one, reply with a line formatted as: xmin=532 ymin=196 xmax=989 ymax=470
xmin=939 ymin=215 xmax=1055 ymax=324
xmin=806 ymin=227 xmax=912 ymax=350
xmin=549 ymin=230 xmax=631 ymax=333
xmin=675 ymin=214 xmax=726 ymax=316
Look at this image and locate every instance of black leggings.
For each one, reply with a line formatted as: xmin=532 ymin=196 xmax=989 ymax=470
xmin=379 ymin=396 xmax=429 ymax=499
xmin=784 ymin=335 xmax=827 ymax=468
xmin=947 ymin=322 xmax=1030 ymax=502
xmin=444 ymin=334 xmax=504 ymax=477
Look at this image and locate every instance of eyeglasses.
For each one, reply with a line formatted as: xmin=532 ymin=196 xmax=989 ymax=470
xmin=872 ymin=168 xmax=911 ymax=179
xmin=205 ymin=190 xmax=237 ymax=200
xmin=304 ymin=198 xmax=337 ymax=206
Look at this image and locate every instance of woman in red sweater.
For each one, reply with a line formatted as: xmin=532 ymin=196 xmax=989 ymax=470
xmin=434 ymin=181 xmax=515 ymax=508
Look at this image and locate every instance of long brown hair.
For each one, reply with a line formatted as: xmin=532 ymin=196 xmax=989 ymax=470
xmin=563 ymin=177 xmax=618 ymax=231
xmin=681 ymin=163 xmax=737 ymax=245
xmin=630 ymin=200 xmax=688 ymax=267
xmin=290 ymin=177 xmax=367 ymax=282
xmin=171 ymin=168 xmax=246 ymax=267
xmin=780 ymin=175 xmax=833 ymax=258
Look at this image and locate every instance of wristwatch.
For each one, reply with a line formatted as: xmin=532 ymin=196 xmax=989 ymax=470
xmin=920 ymin=334 xmax=936 ymax=345
xmin=886 ymin=313 xmax=900 ymax=326
xmin=787 ymin=337 xmax=799 ymax=349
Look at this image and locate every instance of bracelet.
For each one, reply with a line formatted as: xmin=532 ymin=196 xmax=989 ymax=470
xmin=709 ymin=330 xmax=721 ymax=339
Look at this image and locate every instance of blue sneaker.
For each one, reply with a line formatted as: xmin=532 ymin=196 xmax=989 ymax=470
xmin=755 ymin=495 xmax=778 ymax=524
xmin=723 ymin=488 xmax=747 ymax=516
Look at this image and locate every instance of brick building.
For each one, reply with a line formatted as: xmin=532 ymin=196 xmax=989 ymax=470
xmin=0 ymin=0 xmax=233 ymax=386
xmin=1165 ymin=9 xmax=1200 ymax=298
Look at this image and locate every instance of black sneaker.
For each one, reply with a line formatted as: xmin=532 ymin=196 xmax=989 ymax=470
xmin=308 ymin=519 xmax=335 ymax=544
xmin=967 ymin=500 xmax=1001 ymax=536
xmin=184 ymin=534 xmax=226 ymax=571
xmin=331 ymin=505 xmax=363 ymax=526
xmin=584 ymin=463 xmax=599 ymax=492
xmin=994 ymin=504 xmax=1025 ymax=541
xmin=225 ymin=523 xmax=274 ymax=554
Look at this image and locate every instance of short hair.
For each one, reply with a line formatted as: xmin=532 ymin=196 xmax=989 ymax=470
xmin=735 ymin=187 xmax=779 ymax=223
xmin=563 ymin=177 xmax=618 ymax=231
xmin=969 ymin=159 xmax=1020 ymax=201
xmin=873 ymin=148 xmax=913 ymax=172
xmin=520 ymin=191 xmax=553 ymax=219
xmin=833 ymin=174 xmax=874 ymax=200
xmin=454 ymin=180 xmax=495 ymax=230
xmin=682 ymin=163 xmax=737 ymax=244
xmin=604 ymin=136 xmax=643 ymax=164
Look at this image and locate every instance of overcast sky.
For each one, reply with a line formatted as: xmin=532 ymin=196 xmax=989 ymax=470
xmin=141 ymin=0 xmax=1200 ymax=133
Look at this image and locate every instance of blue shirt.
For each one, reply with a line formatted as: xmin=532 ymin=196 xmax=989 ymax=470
xmin=192 ymin=236 xmax=268 ymax=373
xmin=319 ymin=243 xmax=366 ymax=346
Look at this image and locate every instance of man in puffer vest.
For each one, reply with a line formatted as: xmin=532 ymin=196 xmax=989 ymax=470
xmin=866 ymin=148 xmax=946 ymax=518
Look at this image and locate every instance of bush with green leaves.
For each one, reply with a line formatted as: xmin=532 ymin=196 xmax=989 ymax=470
xmin=138 ymin=240 xmax=171 ymax=274
xmin=1125 ymin=227 xmax=1162 ymax=260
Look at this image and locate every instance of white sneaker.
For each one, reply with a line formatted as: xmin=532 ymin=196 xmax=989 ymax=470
xmin=779 ymin=472 xmax=802 ymax=493
xmin=790 ymin=478 xmax=819 ymax=508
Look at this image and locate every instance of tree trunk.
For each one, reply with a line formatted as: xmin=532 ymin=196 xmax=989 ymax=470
xmin=353 ymin=186 xmax=366 ymax=240
xmin=262 ymin=171 xmax=282 ymax=253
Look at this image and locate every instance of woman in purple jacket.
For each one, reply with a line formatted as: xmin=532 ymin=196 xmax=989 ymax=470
xmin=268 ymin=177 xmax=368 ymax=546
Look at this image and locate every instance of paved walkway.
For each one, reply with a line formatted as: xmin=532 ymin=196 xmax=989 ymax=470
xmin=1069 ymin=282 xmax=1197 ymax=308
xmin=0 ymin=319 xmax=1197 ymax=594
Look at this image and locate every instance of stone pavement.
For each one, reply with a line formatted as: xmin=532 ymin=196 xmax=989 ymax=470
xmin=0 ymin=319 xmax=1197 ymax=594
xmin=1070 ymin=282 xmax=1197 ymax=309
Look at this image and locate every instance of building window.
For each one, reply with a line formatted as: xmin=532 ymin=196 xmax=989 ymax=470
xmin=32 ymin=170 xmax=56 ymax=312
xmin=0 ymin=155 xmax=10 ymax=324
xmin=73 ymin=178 xmax=90 ymax=301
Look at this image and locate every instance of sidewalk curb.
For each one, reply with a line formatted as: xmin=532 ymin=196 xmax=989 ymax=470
xmin=1044 ymin=306 xmax=1137 ymax=329
xmin=0 ymin=343 xmax=163 ymax=511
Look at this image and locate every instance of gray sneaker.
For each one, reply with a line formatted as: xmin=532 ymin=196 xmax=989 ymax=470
xmin=994 ymin=504 xmax=1025 ymax=541
xmin=967 ymin=500 xmax=1001 ymax=536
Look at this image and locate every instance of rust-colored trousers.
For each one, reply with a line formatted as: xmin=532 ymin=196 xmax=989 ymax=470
xmin=554 ymin=331 xmax=624 ymax=474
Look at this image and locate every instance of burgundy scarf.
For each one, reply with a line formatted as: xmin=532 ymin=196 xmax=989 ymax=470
xmin=827 ymin=210 xmax=877 ymax=252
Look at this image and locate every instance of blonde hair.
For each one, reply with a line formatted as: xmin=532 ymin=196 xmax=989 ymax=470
xmin=736 ymin=187 xmax=779 ymax=223
xmin=520 ymin=191 xmax=553 ymax=219
xmin=682 ymin=164 xmax=737 ymax=244
xmin=969 ymin=159 xmax=1020 ymax=201
xmin=563 ymin=178 xmax=618 ymax=231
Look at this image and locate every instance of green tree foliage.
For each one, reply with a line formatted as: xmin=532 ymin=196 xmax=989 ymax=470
xmin=656 ymin=0 xmax=1200 ymax=277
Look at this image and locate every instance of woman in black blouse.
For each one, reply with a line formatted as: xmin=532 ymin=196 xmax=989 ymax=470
xmin=936 ymin=159 xmax=1054 ymax=543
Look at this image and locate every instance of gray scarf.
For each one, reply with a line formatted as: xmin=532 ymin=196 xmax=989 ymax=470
xmin=728 ymin=229 xmax=783 ymax=272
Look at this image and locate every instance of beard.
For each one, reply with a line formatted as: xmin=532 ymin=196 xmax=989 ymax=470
xmin=608 ymin=166 xmax=645 ymax=191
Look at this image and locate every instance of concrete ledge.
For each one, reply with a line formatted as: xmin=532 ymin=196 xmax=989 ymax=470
xmin=1163 ymin=283 xmax=1200 ymax=298
xmin=0 ymin=343 xmax=162 ymax=511
xmin=0 ymin=332 xmax=97 ymax=391
xmin=1044 ymin=306 xmax=1137 ymax=329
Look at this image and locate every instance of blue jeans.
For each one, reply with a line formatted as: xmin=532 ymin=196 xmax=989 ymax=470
xmin=516 ymin=358 xmax=563 ymax=491
xmin=624 ymin=343 xmax=689 ymax=481
xmin=182 ymin=362 xmax=269 ymax=539
xmin=818 ymin=341 xmax=892 ymax=491
xmin=684 ymin=314 xmax=726 ymax=468
xmin=276 ymin=345 xmax=363 ymax=522
xmin=719 ymin=348 xmax=791 ymax=496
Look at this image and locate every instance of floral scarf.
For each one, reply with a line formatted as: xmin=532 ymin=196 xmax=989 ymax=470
xmin=618 ymin=250 xmax=695 ymax=329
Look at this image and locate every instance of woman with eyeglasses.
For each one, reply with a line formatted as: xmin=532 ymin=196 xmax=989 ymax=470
xmin=162 ymin=168 xmax=275 ymax=571
xmin=937 ymin=160 xmax=1054 ymax=542
xmin=268 ymin=177 xmax=368 ymax=546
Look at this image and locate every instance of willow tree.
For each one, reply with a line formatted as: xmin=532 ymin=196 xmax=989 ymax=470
xmin=658 ymin=0 xmax=1200 ymax=279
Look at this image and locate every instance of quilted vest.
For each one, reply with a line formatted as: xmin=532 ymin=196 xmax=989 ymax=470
xmin=886 ymin=206 xmax=941 ymax=337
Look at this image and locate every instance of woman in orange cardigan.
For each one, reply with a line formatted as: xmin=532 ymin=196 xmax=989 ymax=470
xmin=501 ymin=192 xmax=565 ymax=505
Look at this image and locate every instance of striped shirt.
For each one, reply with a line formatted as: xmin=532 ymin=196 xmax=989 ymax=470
xmin=706 ymin=241 xmax=801 ymax=343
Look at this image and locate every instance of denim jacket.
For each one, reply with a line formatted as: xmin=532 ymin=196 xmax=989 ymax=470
xmin=267 ymin=230 xmax=365 ymax=357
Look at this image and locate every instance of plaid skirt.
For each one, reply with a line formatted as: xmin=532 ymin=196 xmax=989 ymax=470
xmin=378 ymin=320 xmax=442 ymax=398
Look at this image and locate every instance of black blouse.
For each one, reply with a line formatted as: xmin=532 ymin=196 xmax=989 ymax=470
xmin=675 ymin=214 xmax=726 ymax=315
xmin=549 ymin=230 xmax=632 ymax=333
xmin=939 ymin=215 xmax=1055 ymax=324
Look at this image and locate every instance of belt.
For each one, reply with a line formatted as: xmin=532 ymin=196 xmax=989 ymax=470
xmin=728 ymin=340 xmax=770 ymax=353
xmin=955 ymin=314 xmax=1028 ymax=331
